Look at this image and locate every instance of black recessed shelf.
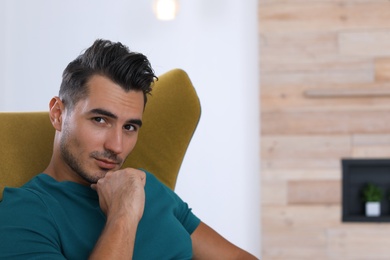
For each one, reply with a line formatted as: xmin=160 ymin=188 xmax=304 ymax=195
xmin=342 ymin=158 xmax=390 ymax=223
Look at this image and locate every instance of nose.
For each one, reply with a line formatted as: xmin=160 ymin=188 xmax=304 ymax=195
xmin=104 ymin=126 xmax=123 ymax=155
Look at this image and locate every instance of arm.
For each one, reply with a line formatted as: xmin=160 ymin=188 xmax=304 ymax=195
xmin=89 ymin=169 xmax=146 ymax=259
xmin=0 ymin=188 xmax=68 ymax=260
xmin=191 ymin=222 xmax=258 ymax=260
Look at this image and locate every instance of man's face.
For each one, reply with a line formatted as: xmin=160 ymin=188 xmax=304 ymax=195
xmin=59 ymin=75 xmax=144 ymax=185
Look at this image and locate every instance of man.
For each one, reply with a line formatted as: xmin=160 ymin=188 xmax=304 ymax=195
xmin=0 ymin=39 xmax=257 ymax=259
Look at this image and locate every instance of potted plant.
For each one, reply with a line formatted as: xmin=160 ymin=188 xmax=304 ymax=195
xmin=362 ymin=183 xmax=383 ymax=217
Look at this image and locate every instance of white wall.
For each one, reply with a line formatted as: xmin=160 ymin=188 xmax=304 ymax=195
xmin=0 ymin=0 xmax=261 ymax=257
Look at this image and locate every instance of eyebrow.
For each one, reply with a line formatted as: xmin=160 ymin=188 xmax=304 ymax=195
xmin=89 ymin=108 xmax=143 ymax=127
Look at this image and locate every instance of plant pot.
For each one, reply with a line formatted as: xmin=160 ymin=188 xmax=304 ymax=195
xmin=366 ymin=202 xmax=381 ymax=217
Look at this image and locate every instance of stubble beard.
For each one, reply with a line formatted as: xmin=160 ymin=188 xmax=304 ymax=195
xmin=60 ymin=121 xmax=104 ymax=184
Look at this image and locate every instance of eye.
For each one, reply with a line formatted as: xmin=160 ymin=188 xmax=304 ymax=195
xmin=124 ymin=124 xmax=137 ymax=132
xmin=93 ymin=117 xmax=106 ymax=124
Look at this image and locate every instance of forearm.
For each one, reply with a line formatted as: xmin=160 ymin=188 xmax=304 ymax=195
xmin=89 ymin=215 xmax=139 ymax=260
xmin=89 ymin=169 xmax=145 ymax=259
xmin=193 ymin=243 xmax=258 ymax=260
xmin=234 ymin=249 xmax=259 ymax=260
xmin=192 ymin=222 xmax=259 ymax=260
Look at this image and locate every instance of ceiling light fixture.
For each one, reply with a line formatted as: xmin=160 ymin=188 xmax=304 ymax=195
xmin=153 ymin=0 xmax=180 ymax=21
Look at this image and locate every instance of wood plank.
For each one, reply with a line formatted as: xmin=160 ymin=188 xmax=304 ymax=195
xmin=262 ymin=157 xmax=343 ymax=169
xmin=259 ymin=2 xmax=390 ymax=33
xmin=263 ymin=205 xmax=337 ymax=259
xmin=262 ymin=135 xmax=351 ymax=159
xmin=260 ymin=68 xmax=373 ymax=85
xmin=262 ymin=168 xmax=341 ymax=181
xmin=352 ymin=134 xmax=390 ymax=145
xmin=375 ymin=58 xmax=390 ymax=82
xmin=261 ymin=53 xmax=372 ymax=74
xmin=327 ymin=226 xmax=390 ymax=259
xmin=262 ymin=229 xmax=328 ymax=259
xmin=262 ymin=205 xmax=341 ymax=231
xmin=261 ymin=135 xmax=351 ymax=169
xmin=288 ymin=180 xmax=341 ymax=205
xmin=260 ymin=32 xmax=339 ymax=71
xmin=260 ymin=32 xmax=372 ymax=74
xmin=262 ymin=110 xmax=390 ymax=134
xmin=261 ymin=82 xmax=390 ymax=113
xmin=304 ymin=87 xmax=390 ymax=98
xmin=351 ymin=135 xmax=390 ymax=157
xmin=260 ymin=2 xmax=343 ymax=33
xmin=352 ymin=145 xmax=390 ymax=158
xmin=262 ymin=180 xmax=287 ymax=205
xmin=339 ymin=30 xmax=390 ymax=57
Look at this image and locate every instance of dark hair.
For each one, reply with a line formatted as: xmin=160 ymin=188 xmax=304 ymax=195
xmin=59 ymin=39 xmax=157 ymax=110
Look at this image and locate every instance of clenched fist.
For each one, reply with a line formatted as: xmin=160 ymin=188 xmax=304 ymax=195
xmin=91 ymin=168 xmax=146 ymax=223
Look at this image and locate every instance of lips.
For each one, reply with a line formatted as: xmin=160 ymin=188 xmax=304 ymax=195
xmin=95 ymin=158 xmax=119 ymax=170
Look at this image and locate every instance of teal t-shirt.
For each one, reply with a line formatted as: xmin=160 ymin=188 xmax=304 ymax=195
xmin=0 ymin=171 xmax=200 ymax=259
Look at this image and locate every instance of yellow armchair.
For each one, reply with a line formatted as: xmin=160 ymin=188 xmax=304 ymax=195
xmin=0 ymin=69 xmax=201 ymax=199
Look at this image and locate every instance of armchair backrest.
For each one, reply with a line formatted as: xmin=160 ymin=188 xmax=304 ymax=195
xmin=0 ymin=69 xmax=201 ymax=199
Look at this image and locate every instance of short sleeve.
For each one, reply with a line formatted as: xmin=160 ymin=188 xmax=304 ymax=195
xmin=143 ymin=171 xmax=201 ymax=234
xmin=0 ymin=188 xmax=66 ymax=259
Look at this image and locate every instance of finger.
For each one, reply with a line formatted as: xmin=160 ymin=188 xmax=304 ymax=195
xmin=139 ymin=171 xmax=146 ymax=185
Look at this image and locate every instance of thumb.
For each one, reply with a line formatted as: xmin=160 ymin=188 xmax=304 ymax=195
xmin=90 ymin=183 xmax=97 ymax=191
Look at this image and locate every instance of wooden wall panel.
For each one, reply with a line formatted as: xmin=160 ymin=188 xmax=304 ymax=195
xmin=262 ymin=180 xmax=287 ymax=206
xmin=261 ymin=83 xmax=390 ymax=112
xmin=262 ymin=205 xmax=341 ymax=231
xmin=351 ymin=135 xmax=390 ymax=157
xmin=375 ymin=58 xmax=390 ymax=82
xmin=263 ymin=229 xmax=328 ymax=259
xmin=261 ymin=206 xmax=338 ymax=259
xmin=261 ymin=68 xmax=373 ymax=85
xmin=260 ymin=0 xmax=390 ymax=259
xmin=262 ymin=135 xmax=351 ymax=169
xmin=262 ymin=135 xmax=351 ymax=160
xmin=259 ymin=2 xmax=390 ymax=33
xmin=287 ymin=180 xmax=340 ymax=204
xmin=260 ymin=33 xmax=339 ymax=71
xmin=339 ymin=30 xmax=390 ymax=57
xmin=327 ymin=227 xmax=390 ymax=259
xmin=352 ymin=134 xmax=390 ymax=146
xmin=262 ymin=169 xmax=341 ymax=182
xmin=262 ymin=111 xmax=390 ymax=134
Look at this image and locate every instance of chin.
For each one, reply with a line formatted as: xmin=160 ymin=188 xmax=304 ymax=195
xmin=79 ymin=170 xmax=107 ymax=184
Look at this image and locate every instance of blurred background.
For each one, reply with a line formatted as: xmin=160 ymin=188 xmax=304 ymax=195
xmin=0 ymin=0 xmax=261 ymax=258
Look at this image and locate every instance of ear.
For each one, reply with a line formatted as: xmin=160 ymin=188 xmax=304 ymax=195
xmin=49 ymin=97 xmax=65 ymax=131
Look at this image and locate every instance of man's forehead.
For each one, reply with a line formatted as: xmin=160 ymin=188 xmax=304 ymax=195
xmin=76 ymin=90 xmax=144 ymax=118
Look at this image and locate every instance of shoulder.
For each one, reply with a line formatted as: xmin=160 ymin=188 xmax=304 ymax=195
xmin=0 ymin=185 xmax=61 ymax=245
xmin=0 ymin=175 xmax=61 ymax=223
xmin=141 ymin=169 xmax=192 ymax=210
xmin=142 ymin=169 xmax=179 ymax=201
xmin=143 ymin=170 xmax=168 ymax=190
xmin=0 ymin=186 xmax=51 ymax=218
xmin=0 ymin=184 xmax=64 ymax=258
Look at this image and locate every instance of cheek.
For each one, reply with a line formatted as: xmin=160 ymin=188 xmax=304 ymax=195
xmin=63 ymin=117 xmax=104 ymax=153
xmin=73 ymin=127 xmax=103 ymax=152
